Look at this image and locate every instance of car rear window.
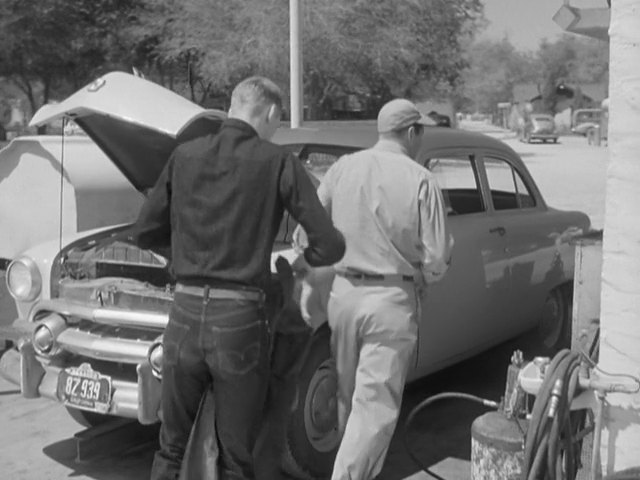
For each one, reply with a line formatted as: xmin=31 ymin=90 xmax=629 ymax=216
xmin=425 ymin=156 xmax=485 ymax=215
xmin=483 ymin=157 xmax=536 ymax=210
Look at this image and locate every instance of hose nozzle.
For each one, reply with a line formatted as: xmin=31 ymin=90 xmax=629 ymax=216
xmin=547 ymin=378 xmax=564 ymax=418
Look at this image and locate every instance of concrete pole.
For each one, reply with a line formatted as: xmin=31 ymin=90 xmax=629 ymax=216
xmin=598 ymin=0 xmax=640 ymax=475
xmin=289 ymin=0 xmax=303 ymax=128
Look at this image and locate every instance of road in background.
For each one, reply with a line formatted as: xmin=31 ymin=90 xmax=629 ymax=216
xmin=461 ymin=120 xmax=607 ymax=230
xmin=0 ymin=128 xmax=608 ymax=480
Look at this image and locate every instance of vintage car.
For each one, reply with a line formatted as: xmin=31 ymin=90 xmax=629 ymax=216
xmin=520 ymin=113 xmax=559 ymax=144
xmin=571 ymin=108 xmax=603 ymax=136
xmin=0 ymin=72 xmax=590 ymax=478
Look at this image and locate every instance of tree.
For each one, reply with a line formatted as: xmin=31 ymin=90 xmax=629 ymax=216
xmin=0 ymin=0 xmax=142 ymax=129
xmin=461 ymin=37 xmax=536 ymax=115
xmin=322 ymin=0 xmax=484 ymax=115
xmin=536 ymin=35 xmax=609 ymax=113
xmin=141 ymin=0 xmax=484 ymax=118
xmin=0 ymin=0 xmax=485 ymax=121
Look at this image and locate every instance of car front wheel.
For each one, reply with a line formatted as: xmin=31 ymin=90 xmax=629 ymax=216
xmin=283 ymin=326 xmax=340 ymax=479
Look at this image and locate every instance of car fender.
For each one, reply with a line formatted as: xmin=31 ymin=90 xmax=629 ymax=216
xmin=9 ymin=224 xmax=128 ymax=318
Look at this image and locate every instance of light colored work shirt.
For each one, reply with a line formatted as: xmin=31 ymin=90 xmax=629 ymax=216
xmin=312 ymin=139 xmax=452 ymax=283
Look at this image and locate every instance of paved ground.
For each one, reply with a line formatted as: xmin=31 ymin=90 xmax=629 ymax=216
xmin=0 ymin=125 xmax=608 ymax=479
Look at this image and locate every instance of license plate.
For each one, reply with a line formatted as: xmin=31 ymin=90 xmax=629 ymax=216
xmin=57 ymin=363 xmax=112 ymax=413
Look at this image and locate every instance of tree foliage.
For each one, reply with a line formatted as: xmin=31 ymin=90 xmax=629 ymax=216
xmin=132 ymin=0 xmax=484 ymax=117
xmin=461 ymin=37 xmax=536 ymax=115
xmin=537 ymin=35 xmax=609 ymax=113
xmin=461 ymin=34 xmax=609 ymax=115
xmin=0 ymin=0 xmax=142 ymax=122
xmin=0 ymin=0 xmax=484 ymax=121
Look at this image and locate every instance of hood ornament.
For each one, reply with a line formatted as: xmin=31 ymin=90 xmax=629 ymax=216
xmin=87 ymin=77 xmax=106 ymax=92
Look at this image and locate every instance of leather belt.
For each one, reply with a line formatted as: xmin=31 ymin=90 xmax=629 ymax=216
xmin=337 ymin=271 xmax=414 ymax=283
xmin=175 ymin=283 xmax=264 ymax=302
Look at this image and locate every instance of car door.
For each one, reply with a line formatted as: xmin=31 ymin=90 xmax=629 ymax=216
xmin=409 ymin=152 xmax=512 ymax=379
xmin=479 ymin=154 xmax=558 ymax=335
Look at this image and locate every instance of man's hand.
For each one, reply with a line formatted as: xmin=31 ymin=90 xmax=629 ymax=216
xmin=291 ymin=225 xmax=309 ymax=256
xmin=291 ymin=252 xmax=312 ymax=280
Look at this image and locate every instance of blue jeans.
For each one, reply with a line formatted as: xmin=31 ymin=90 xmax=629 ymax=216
xmin=150 ymin=290 xmax=270 ymax=480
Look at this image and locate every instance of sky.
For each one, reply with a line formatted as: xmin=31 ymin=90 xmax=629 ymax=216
xmin=479 ymin=0 xmax=607 ymax=51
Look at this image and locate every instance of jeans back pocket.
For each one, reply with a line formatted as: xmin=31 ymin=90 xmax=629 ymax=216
xmin=212 ymin=320 xmax=265 ymax=376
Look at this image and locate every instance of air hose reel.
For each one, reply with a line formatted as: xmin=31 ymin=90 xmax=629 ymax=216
xmin=472 ymin=348 xmax=640 ymax=480
xmin=405 ymin=347 xmax=639 ymax=480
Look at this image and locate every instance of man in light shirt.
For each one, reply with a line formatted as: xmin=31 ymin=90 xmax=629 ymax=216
xmin=294 ymin=98 xmax=453 ymax=480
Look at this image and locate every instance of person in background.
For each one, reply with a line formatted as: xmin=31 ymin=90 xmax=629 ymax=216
xmin=294 ymin=98 xmax=453 ymax=480
xmin=134 ymin=76 xmax=345 ymax=480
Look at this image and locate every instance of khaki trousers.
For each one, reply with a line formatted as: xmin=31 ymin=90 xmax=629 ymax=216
xmin=328 ymin=274 xmax=418 ymax=480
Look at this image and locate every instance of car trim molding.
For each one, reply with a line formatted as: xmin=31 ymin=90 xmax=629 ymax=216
xmin=30 ymin=299 xmax=168 ymax=330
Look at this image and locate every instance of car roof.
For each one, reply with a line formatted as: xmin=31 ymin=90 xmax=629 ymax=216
xmin=275 ymin=122 xmax=518 ymax=156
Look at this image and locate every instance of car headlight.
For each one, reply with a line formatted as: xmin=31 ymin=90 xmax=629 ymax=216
xmin=148 ymin=336 xmax=164 ymax=379
xmin=6 ymin=256 xmax=42 ymax=302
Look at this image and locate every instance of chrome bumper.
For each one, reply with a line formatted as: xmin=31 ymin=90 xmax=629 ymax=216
xmin=0 ymin=341 xmax=161 ymax=424
xmin=55 ymin=327 xmax=154 ymax=364
xmin=531 ymin=132 xmax=557 ymax=138
xmin=30 ymin=299 xmax=168 ymax=329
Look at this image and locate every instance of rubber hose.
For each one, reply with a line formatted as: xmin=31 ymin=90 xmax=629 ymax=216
xmin=524 ymin=350 xmax=571 ymax=463
xmin=527 ymin=353 xmax=580 ymax=480
xmin=403 ymin=392 xmax=499 ymax=480
xmin=523 ymin=349 xmax=583 ymax=480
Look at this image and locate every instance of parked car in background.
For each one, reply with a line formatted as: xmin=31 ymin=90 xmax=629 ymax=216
xmin=521 ymin=114 xmax=559 ymax=143
xmin=571 ymin=108 xmax=602 ymax=136
xmin=427 ymin=110 xmax=452 ymax=127
xmin=0 ymin=72 xmax=590 ymax=479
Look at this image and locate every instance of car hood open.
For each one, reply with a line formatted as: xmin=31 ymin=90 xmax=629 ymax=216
xmin=30 ymin=72 xmax=227 ymax=192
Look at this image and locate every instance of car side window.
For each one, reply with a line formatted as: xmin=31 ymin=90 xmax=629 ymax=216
xmin=424 ymin=156 xmax=485 ymax=215
xmin=483 ymin=157 xmax=536 ymax=210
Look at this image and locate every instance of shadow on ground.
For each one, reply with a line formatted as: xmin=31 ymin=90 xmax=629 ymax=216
xmin=379 ymin=328 xmax=550 ymax=480
xmin=37 ymin=329 xmax=549 ymax=480
xmin=42 ymin=434 xmax=156 ymax=480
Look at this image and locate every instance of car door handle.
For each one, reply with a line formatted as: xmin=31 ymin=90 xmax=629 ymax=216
xmin=489 ymin=226 xmax=506 ymax=236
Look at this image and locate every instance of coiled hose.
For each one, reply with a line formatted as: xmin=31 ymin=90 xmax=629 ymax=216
xmin=523 ymin=349 xmax=585 ymax=480
xmin=403 ymin=392 xmax=500 ymax=480
xmin=403 ymin=350 xmax=590 ymax=480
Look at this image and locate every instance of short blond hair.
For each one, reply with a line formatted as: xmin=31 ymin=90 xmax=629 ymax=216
xmin=230 ymin=76 xmax=283 ymax=117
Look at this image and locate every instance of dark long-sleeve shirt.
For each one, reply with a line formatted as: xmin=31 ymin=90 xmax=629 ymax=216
xmin=133 ymin=118 xmax=345 ymax=289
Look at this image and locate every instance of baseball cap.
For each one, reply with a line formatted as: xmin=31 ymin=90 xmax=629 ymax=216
xmin=377 ymin=99 xmax=435 ymax=133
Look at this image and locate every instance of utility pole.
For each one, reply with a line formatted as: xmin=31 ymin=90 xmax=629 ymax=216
xmin=599 ymin=0 xmax=640 ymax=475
xmin=289 ymin=0 xmax=303 ymax=128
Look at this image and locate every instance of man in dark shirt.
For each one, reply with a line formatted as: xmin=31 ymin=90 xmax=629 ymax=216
xmin=137 ymin=76 xmax=345 ymax=480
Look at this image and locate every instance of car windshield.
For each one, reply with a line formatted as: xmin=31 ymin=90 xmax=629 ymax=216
xmin=282 ymin=143 xmax=353 ymax=182
xmin=575 ymin=111 xmax=601 ymax=123
xmin=533 ymin=116 xmax=554 ymax=125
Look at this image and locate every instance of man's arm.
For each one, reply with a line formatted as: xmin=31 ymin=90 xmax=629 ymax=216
xmin=418 ymin=175 xmax=454 ymax=284
xmin=131 ymin=155 xmax=174 ymax=251
xmin=280 ymin=153 xmax=345 ymax=267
